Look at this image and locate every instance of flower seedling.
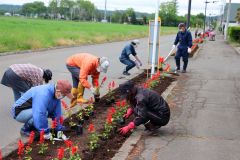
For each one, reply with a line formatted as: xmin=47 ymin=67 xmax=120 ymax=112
xmin=24 ymin=131 xmax=35 ymax=160
xmin=106 ymin=81 xmax=116 ymax=104
xmin=18 ymin=140 xmax=25 ymax=158
xmin=38 ymin=130 xmax=48 ymax=155
xmin=101 ymin=113 xmax=115 ymax=140
xmin=62 ymin=100 xmax=76 ymax=128
xmin=88 ymin=124 xmax=100 ymax=151
xmin=95 ymin=76 xmax=107 ymax=95
xmin=69 ymin=146 xmax=81 ymax=160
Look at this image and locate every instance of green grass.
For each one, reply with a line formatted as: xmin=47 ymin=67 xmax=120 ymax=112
xmin=0 ymin=16 xmax=177 ymax=53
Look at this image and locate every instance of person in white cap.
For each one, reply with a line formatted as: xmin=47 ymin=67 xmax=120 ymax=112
xmin=66 ymin=53 xmax=110 ymax=106
xmin=119 ymin=39 xmax=142 ymax=76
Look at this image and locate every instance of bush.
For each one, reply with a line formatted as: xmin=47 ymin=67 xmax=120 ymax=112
xmin=228 ymin=26 xmax=240 ymax=43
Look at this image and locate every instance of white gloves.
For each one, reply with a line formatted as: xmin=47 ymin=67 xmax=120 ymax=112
xmin=90 ymin=87 xmax=97 ymax=95
xmin=172 ymin=45 xmax=176 ymax=50
xmin=44 ymin=131 xmax=68 ymax=140
xmin=44 ymin=133 xmax=53 ymax=140
xmin=188 ymin=48 xmax=192 ymax=53
xmin=139 ymin=61 xmax=143 ymax=66
xmin=57 ymin=131 xmax=68 ymax=140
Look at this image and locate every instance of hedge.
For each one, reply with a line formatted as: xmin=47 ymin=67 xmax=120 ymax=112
xmin=228 ymin=26 xmax=240 ymax=43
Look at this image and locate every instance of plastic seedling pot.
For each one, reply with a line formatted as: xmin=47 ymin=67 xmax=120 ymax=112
xmin=76 ymin=124 xmax=83 ymax=135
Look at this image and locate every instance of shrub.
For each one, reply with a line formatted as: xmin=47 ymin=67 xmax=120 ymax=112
xmin=228 ymin=26 xmax=240 ymax=43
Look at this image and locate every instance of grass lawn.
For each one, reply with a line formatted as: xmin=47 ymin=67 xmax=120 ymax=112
xmin=0 ymin=16 xmax=177 ymax=53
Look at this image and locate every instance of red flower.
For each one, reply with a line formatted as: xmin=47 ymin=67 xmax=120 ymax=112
xmin=112 ymin=81 xmax=115 ymax=88
xmin=116 ymin=101 xmax=121 ymax=107
xmin=71 ymin=146 xmax=78 ymax=155
xmin=17 ymin=140 xmax=25 ymax=156
xmin=164 ymin=64 xmax=171 ymax=72
xmin=0 ymin=149 xmax=2 ymax=160
xmin=52 ymin=118 xmax=57 ymax=129
xmin=64 ymin=140 xmax=73 ymax=148
xmin=108 ymin=82 xmax=111 ymax=90
xmin=57 ymin=147 xmax=65 ymax=160
xmin=109 ymin=107 xmax=116 ymax=114
xmin=61 ymin=100 xmax=69 ymax=110
xmin=107 ymin=114 xmax=112 ymax=124
xmin=121 ymin=100 xmax=126 ymax=107
xmin=159 ymin=57 xmax=164 ymax=63
xmin=59 ymin=116 xmax=64 ymax=125
xmin=88 ymin=124 xmax=95 ymax=133
xmin=95 ymin=81 xmax=99 ymax=88
xmin=101 ymin=76 xmax=107 ymax=86
xmin=156 ymin=70 xmax=161 ymax=77
xmin=39 ymin=129 xmax=45 ymax=144
xmin=28 ymin=131 xmax=35 ymax=145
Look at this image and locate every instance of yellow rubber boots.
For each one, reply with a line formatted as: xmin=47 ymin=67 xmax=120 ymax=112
xmin=77 ymin=83 xmax=88 ymax=104
xmin=70 ymin=88 xmax=78 ymax=108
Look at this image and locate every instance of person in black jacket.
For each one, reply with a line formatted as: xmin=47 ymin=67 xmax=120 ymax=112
xmin=172 ymin=23 xmax=192 ymax=73
xmin=119 ymin=81 xmax=170 ymax=135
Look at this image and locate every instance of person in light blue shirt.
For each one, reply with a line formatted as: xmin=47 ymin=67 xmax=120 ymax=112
xmin=119 ymin=39 xmax=142 ymax=76
xmin=12 ymin=79 xmax=73 ymax=139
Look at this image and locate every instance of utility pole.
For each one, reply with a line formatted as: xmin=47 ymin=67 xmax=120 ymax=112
xmin=224 ymin=0 xmax=231 ymax=40
xmin=186 ymin=0 xmax=192 ymax=29
xmin=104 ymin=0 xmax=107 ymax=21
xmin=204 ymin=1 xmax=218 ymax=33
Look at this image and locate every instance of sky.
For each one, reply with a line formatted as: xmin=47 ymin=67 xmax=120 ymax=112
xmin=0 ymin=0 xmax=239 ymax=16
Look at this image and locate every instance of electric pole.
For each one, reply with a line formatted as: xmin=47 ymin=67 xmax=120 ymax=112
xmin=186 ymin=0 xmax=192 ymax=29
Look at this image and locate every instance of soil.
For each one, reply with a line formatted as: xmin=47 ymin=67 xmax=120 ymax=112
xmin=5 ymin=71 xmax=174 ymax=160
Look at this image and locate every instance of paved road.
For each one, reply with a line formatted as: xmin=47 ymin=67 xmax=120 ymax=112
xmin=0 ymin=34 xmax=176 ymax=149
xmin=127 ymin=35 xmax=240 ymax=160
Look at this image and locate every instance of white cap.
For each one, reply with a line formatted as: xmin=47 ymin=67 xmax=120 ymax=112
xmin=131 ymin=39 xmax=140 ymax=46
xmin=99 ymin=57 xmax=110 ymax=73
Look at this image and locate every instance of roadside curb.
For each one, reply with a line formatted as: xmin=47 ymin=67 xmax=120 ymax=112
xmin=193 ymin=40 xmax=205 ymax=59
xmin=231 ymin=45 xmax=240 ymax=55
xmin=111 ymin=81 xmax=178 ymax=160
xmin=1 ymin=70 xmax=145 ymax=158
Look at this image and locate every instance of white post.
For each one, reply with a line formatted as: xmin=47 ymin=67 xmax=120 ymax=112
xmin=151 ymin=0 xmax=159 ymax=78
xmin=224 ymin=0 xmax=231 ymax=40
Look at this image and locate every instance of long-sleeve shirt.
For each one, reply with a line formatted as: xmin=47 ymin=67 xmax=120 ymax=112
xmin=66 ymin=53 xmax=100 ymax=89
xmin=10 ymin=64 xmax=44 ymax=87
xmin=174 ymin=31 xmax=192 ymax=49
xmin=132 ymin=87 xmax=170 ymax=126
xmin=11 ymin=84 xmax=63 ymax=133
xmin=119 ymin=44 xmax=137 ymax=60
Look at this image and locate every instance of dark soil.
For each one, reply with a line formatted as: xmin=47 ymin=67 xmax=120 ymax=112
xmin=5 ymin=70 xmax=174 ymax=160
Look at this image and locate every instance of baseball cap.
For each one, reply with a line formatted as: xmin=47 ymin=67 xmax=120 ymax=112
xmin=99 ymin=57 xmax=110 ymax=73
xmin=56 ymin=80 xmax=73 ymax=99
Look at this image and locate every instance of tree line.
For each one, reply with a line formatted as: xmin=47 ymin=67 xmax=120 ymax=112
xmin=1 ymin=0 xmax=206 ymax=27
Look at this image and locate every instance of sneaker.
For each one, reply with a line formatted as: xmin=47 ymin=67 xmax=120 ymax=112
xmin=144 ymin=121 xmax=161 ymax=131
xmin=20 ymin=126 xmax=31 ymax=137
xmin=123 ymin=71 xmax=131 ymax=76
xmin=174 ymin=68 xmax=180 ymax=73
xmin=181 ymin=70 xmax=186 ymax=73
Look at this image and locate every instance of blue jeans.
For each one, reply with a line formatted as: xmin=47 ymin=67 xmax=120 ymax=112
xmin=120 ymin=58 xmax=136 ymax=72
xmin=66 ymin=65 xmax=80 ymax=88
xmin=15 ymin=108 xmax=33 ymax=127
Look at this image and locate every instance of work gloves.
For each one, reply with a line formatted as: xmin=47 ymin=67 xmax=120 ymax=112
xmin=123 ymin=108 xmax=134 ymax=119
xmin=134 ymin=60 xmax=142 ymax=69
xmin=44 ymin=131 xmax=68 ymax=141
xmin=172 ymin=45 xmax=176 ymax=50
xmin=119 ymin=122 xmax=135 ymax=135
xmin=187 ymin=48 xmax=191 ymax=53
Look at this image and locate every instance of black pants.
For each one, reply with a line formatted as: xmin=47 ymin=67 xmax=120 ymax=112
xmin=147 ymin=110 xmax=170 ymax=126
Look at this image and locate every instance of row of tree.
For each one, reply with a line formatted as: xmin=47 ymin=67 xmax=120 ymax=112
xmin=3 ymin=0 xmax=206 ymax=27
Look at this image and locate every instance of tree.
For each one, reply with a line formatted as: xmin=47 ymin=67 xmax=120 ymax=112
xmin=111 ymin=10 xmax=123 ymax=23
xmin=159 ymin=0 xmax=178 ymax=26
xmin=59 ymin=0 xmax=75 ymax=20
xmin=236 ymin=8 xmax=240 ymax=23
xmin=49 ymin=0 xmax=60 ymax=19
xmin=75 ymin=0 xmax=95 ymax=21
xmin=22 ymin=1 xmax=46 ymax=17
xmin=125 ymin=8 xmax=137 ymax=24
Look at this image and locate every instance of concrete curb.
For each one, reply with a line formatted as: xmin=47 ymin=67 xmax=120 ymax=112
xmin=1 ymin=70 xmax=145 ymax=158
xmin=193 ymin=41 xmax=205 ymax=59
xmin=111 ymin=81 xmax=178 ymax=160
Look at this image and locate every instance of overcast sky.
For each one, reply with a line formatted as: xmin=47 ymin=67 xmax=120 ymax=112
xmin=0 ymin=0 xmax=239 ymax=16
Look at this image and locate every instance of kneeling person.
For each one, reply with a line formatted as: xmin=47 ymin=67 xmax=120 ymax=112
xmin=119 ymin=81 xmax=170 ymax=135
xmin=11 ymin=80 xmax=73 ymax=139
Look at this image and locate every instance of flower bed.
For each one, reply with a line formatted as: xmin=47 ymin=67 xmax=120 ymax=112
xmin=5 ymin=70 xmax=174 ymax=160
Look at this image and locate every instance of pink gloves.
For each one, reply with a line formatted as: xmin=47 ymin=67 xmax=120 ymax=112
xmin=119 ymin=122 xmax=135 ymax=135
xmin=123 ymin=108 xmax=134 ymax=119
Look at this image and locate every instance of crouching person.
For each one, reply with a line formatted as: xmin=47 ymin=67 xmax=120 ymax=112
xmin=11 ymin=79 xmax=73 ymax=140
xmin=119 ymin=81 xmax=170 ymax=135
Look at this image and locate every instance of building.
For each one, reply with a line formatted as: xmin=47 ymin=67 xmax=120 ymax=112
xmin=223 ymin=3 xmax=240 ymax=26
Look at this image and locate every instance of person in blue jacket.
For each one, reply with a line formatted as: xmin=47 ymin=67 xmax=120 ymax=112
xmin=11 ymin=79 xmax=73 ymax=139
xmin=172 ymin=23 xmax=192 ymax=73
xmin=119 ymin=39 xmax=143 ymax=76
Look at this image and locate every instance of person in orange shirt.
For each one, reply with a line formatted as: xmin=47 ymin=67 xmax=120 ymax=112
xmin=66 ymin=53 xmax=110 ymax=107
